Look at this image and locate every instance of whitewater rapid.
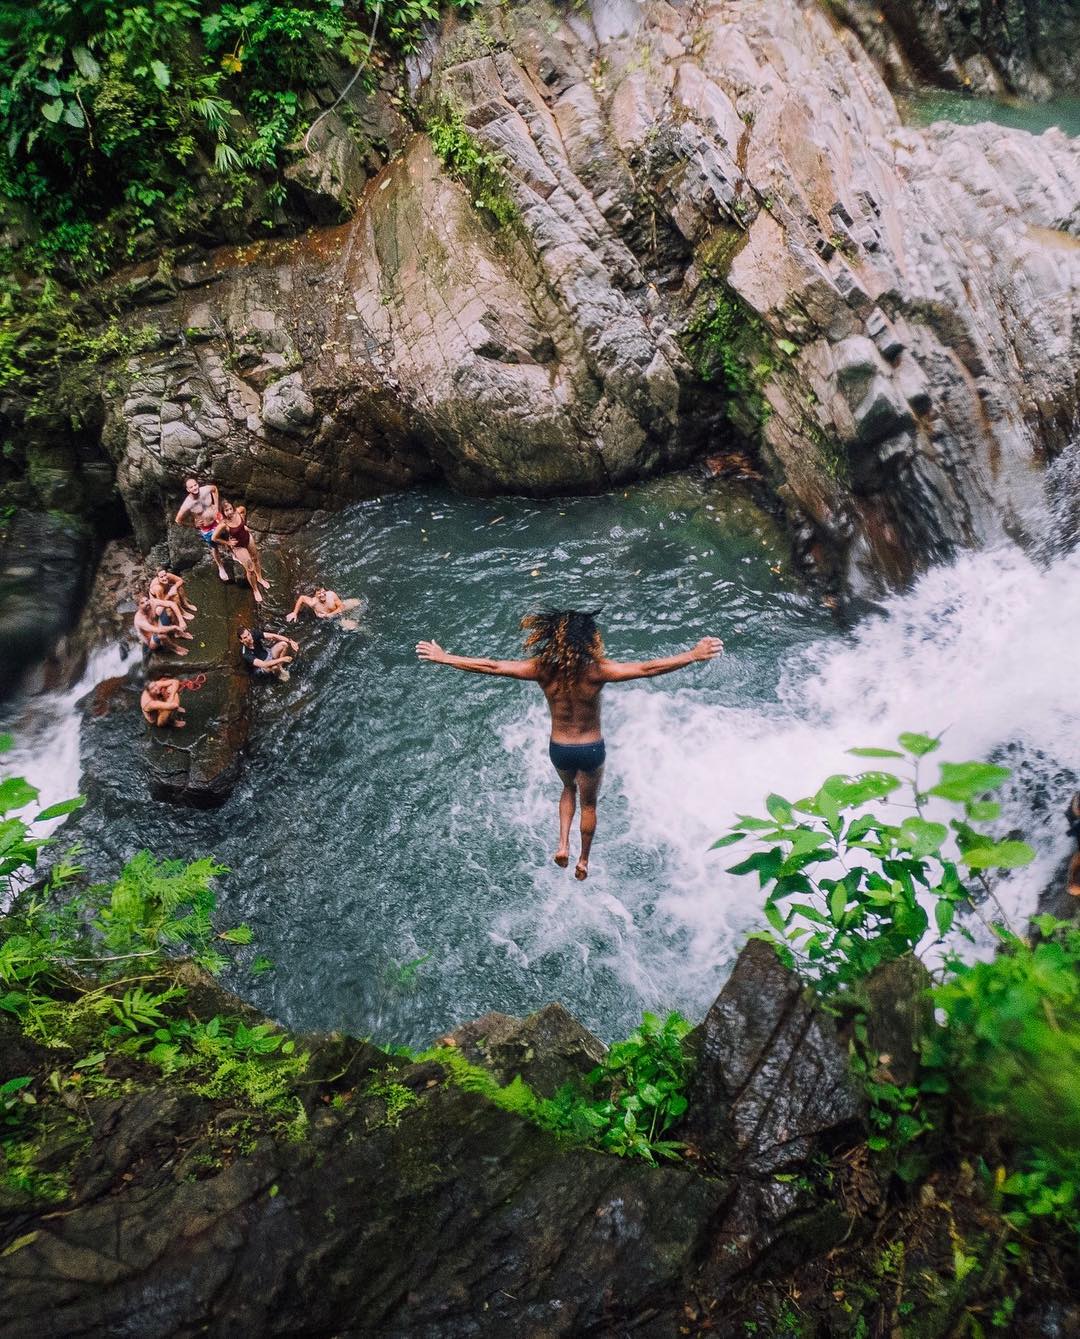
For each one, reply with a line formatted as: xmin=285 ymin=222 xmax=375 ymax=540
xmin=494 ymin=541 xmax=1077 ymax=1007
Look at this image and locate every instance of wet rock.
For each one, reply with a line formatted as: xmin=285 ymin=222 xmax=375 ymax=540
xmin=684 ymin=940 xmax=864 ymax=1172
xmin=143 ymin=564 xmax=253 ymax=808
xmin=446 ymin=1002 xmax=607 ymax=1095
xmin=0 ymin=513 xmax=94 ymax=703
xmin=858 ymin=955 xmax=934 ymax=1088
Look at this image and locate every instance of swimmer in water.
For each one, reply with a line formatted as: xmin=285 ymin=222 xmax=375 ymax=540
xmin=240 ymin=627 xmax=298 ymax=681
xmin=417 ymin=609 xmax=723 ymax=880
xmin=286 ymin=587 xmax=357 ymax=623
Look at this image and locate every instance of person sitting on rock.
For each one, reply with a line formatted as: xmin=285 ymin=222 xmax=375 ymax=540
xmin=213 ymin=500 xmax=270 ymax=604
xmin=148 ymin=593 xmax=194 ymax=642
xmin=416 ymin=609 xmax=723 ymax=881
xmin=149 ymin=567 xmax=197 ymax=618
xmin=286 ymin=587 xmax=347 ymax=622
xmin=174 ymin=477 xmax=229 ymax=583
xmin=134 ymin=597 xmax=189 ymax=656
xmin=141 ymin=677 xmax=186 ymax=728
xmin=240 ymin=627 xmax=297 ymax=681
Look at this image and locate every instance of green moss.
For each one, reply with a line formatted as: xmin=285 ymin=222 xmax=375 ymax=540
xmin=426 ymin=105 xmax=518 ymax=230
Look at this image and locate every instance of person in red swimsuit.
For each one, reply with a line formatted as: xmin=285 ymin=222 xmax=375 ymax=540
xmin=213 ymin=500 xmax=270 ymax=603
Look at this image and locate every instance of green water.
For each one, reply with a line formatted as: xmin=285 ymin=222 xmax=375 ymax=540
xmin=902 ymin=90 xmax=1080 ymax=138
xmin=69 ymin=476 xmax=833 ymax=1045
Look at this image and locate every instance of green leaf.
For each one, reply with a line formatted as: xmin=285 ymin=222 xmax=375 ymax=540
xmin=72 ymin=45 xmax=101 ymax=81
xmin=709 ymin=832 xmax=746 ymax=849
xmin=0 ymin=777 xmax=38 ymax=814
xmin=763 ymin=901 xmax=787 ymax=937
xmin=962 ymin=840 xmax=1035 ymax=871
xmin=40 ymin=98 xmax=64 ymax=124
xmin=0 ymin=735 xmax=12 ymax=752
xmin=934 ymin=899 xmax=955 ymax=937
xmin=219 ymin=924 xmax=253 ymax=944
xmin=36 ymin=795 xmax=85 ymax=821
xmin=898 ymin=732 xmax=940 ymax=757
xmin=776 ymin=338 xmax=798 ymax=356
xmin=766 ymin=793 xmax=793 ymax=824
xmin=828 ymin=884 xmax=847 ymax=926
xmin=965 ymin=800 xmax=1001 ymax=821
xmin=848 ymin=747 xmax=905 ymax=759
xmin=929 ymin=761 xmax=1011 ymax=803
xmin=898 ymin=817 xmax=947 ymax=858
xmin=150 ymin=60 xmax=171 ymax=90
xmin=62 ymin=102 xmax=85 ymax=128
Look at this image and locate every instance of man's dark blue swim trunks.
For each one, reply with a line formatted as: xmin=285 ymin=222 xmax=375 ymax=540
xmin=549 ymin=739 xmax=606 ymax=774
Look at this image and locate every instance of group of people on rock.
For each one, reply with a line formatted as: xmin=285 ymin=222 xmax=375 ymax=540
xmin=138 ymin=475 xmax=357 ymax=729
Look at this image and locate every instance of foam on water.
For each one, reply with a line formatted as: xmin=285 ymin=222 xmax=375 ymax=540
xmin=492 ymin=543 xmax=1079 ymax=1012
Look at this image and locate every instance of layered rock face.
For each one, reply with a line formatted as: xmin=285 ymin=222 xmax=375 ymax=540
xmin=833 ymin=0 xmax=1080 ymax=100
xmin=98 ymin=0 xmax=1080 ymax=592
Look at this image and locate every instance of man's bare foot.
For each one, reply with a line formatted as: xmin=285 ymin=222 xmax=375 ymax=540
xmin=217 ymin=566 xmax=229 ymax=582
xmin=184 ymin=604 xmax=197 ymax=613
xmin=554 ymin=850 xmax=569 ymax=868
xmin=254 ymin=590 xmax=263 ymax=603
xmin=259 ymin=575 xmax=270 ymax=589
xmin=574 ymin=861 xmax=588 ymax=881
xmin=174 ymin=719 xmax=187 ymax=728
xmin=175 ymin=646 xmax=189 ymax=656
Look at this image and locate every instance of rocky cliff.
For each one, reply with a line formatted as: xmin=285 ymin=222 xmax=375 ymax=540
xmin=4 ymin=940 xmax=1072 ymax=1338
xmin=62 ymin=0 xmax=1075 ymax=597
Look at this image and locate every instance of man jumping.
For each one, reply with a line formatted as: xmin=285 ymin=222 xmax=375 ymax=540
xmin=416 ymin=609 xmax=723 ymax=880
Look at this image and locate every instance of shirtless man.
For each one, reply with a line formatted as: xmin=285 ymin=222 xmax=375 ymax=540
xmin=240 ymin=627 xmax=298 ymax=682
xmin=141 ymin=677 xmax=186 ymax=728
xmin=286 ymin=587 xmax=345 ymax=622
xmin=149 ymin=568 xmax=197 ymax=617
xmin=417 ymin=609 xmax=723 ymax=880
xmin=134 ymin=597 xmax=189 ymax=656
xmin=174 ymin=477 xmax=228 ymax=582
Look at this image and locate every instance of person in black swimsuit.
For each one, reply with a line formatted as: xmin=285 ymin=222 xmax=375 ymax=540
xmin=240 ymin=627 xmax=298 ymax=681
xmin=416 ymin=609 xmax=723 ymax=881
xmin=214 ymin=501 xmax=270 ymax=603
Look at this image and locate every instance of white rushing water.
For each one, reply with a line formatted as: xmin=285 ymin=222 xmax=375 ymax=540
xmin=2 ymin=643 xmax=127 ymax=835
xmin=494 ymin=540 xmax=1077 ymax=1010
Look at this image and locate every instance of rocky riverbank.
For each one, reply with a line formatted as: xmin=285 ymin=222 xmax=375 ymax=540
xmin=3 ymin=937 xmax=1075 ymax=1338
xmin=2 ymin=0 xmax=1078 ymax=654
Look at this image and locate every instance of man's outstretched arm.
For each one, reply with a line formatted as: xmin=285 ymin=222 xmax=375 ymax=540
xmin=599 ymin=636 xmax=724 ymax=682
xmin=416 ymin=640 xmax=539 ymax=680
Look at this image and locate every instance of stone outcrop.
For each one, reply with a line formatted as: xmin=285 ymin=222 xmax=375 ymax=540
xmin=0 ymin=943 xmax=872 ymax=1338
xmin=143 ymin=562 xmax=254 ymax=807
xmin=0 ymin=513 xmax=92 ymax=702
xmin=832 ymin=0 xmax=1080 ymax=101
xmin=87 ymin=0 xmax=1080 ymax=594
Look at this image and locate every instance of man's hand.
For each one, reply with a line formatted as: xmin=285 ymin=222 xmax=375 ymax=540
xmin=285 ymin=611 xmax=297 ymax=623
xmin=416 ymin=640 xmax=448 ymax=665
xmin=691 ymin=636 xmax=724 ymax=662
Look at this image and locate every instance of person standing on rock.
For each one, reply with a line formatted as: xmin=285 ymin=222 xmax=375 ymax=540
xmin=213 ymin=501 xmax=270 ymax=604
xmin=174 ymin=477 xmax=229 ymax=583
xmin=141 ymin=677 xmax=186 ymax=728
xmin=416 ymin=610 xmax=723 ymax=881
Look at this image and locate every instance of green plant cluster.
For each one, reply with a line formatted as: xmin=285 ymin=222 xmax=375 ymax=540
xmin=682 ymin=283 xmax=786 ymax=438
xmin=722 ymin=733 xmax=1080 ymax=1271
xmin=417 ymin=1009 xmax=693 ymax=1165
xmin=715 ymin=731 xmax=1033 ymax=988
xmin=0 ymin=736 xmax=308 ymax=1203
xmin=0 ymin=0 xmax=474 ymax=278
xmin=427 ymin=105 xmax=518 ymax=230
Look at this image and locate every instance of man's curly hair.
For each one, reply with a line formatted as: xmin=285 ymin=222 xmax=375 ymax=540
xmin=521 ymin=608 xmax=604 ymax=682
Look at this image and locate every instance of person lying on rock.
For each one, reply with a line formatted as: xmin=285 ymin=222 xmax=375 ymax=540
xmin=286 ymin=587 xmax=347 ymax=622
xmin=149 ymin=567 xmax=197 ymax=617
xmin=141 ymin=677 xmax=186 ymax=728
xmin=416 ymin=609 xmax=723 ymax=881
xmin=174 ymin=477 xmax=229 ymax=583
xmin=213 ymin=500 xmax=270 ymax=604
xmin=134 ymin=597 xmax=189 ymax=656
xmin=240 ymin=627 xmax=298 ymax=681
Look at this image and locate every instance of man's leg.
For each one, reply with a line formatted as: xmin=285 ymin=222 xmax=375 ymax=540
xmin=575 ymin=766 xmax=604 ymax=881
xmin=554 ymin=766 xmax=576 ymax=868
